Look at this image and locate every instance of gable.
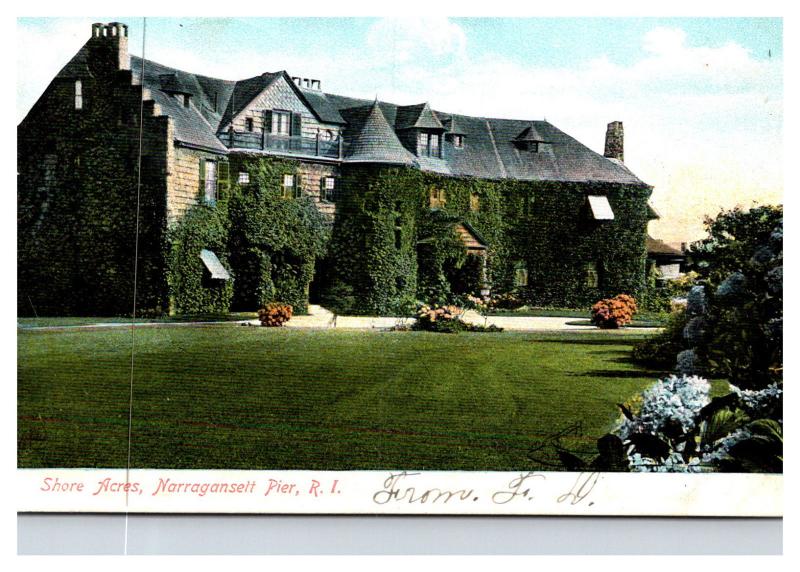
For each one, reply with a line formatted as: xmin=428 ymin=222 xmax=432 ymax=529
xmin=223 ymin=74 xmax=342 ymax=139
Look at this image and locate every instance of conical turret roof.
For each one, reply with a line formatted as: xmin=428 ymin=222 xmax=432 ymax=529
xmin=345 ymin=101 xmax=416 ymax=165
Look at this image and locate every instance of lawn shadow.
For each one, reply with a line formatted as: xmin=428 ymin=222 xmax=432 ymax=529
xmin=537 ymin=338 xmax=647 ymax=347
xmin=580 ymin=369 xmax=662 ymax=379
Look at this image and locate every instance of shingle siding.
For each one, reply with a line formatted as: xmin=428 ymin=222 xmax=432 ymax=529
xmin=228 ymin=75 xmax=342 ymax=140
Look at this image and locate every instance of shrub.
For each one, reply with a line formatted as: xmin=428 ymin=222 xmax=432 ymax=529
xmin=258 ymin=302 xmax=293 ymax=327
xmin=591 ymin=294 xmax=637 ymax=329
xmin=412 ymin=303 xmax=502 ymax=333
xmin=631 ymin=308 xmax=689 ymax=368
xmin=569 ymin=374 xmax=783 ymax=473
xmin=687 ymin=208 xmax=783 ymax=389
xmin=488 ymin=292 xmax=523 ymax=311
xmin=413 ymin=303 xmax=467 ymax=333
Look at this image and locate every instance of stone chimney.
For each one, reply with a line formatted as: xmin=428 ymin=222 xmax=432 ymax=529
xmin=604 ymin=121 xmax=624 ymax=162
xmin=87 ymin=22 xmax=130 ymax=73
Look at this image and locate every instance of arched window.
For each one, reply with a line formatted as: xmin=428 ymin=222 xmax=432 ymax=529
xmin=74 ymin=80 xmax=83 ymax=110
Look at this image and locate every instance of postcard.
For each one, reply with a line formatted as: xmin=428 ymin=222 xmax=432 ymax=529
xmin=16 ymin=16 xmax=783 ymax=517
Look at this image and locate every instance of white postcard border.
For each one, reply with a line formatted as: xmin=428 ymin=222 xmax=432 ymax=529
xmin=17 ymin=468 xmax=782 ymax=516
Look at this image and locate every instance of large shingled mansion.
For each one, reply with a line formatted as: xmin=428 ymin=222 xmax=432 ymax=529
xmin=18 ymin=22 xmax=664 ymax=316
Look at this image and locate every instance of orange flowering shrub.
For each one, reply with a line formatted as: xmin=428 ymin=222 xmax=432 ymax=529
xmin=614 ymin=294 xmax=638 ymax=315
xmin=258 ymin=302 xmax=293 ymax=327
xmin=591 ymin=294 xmax=638 ymax=329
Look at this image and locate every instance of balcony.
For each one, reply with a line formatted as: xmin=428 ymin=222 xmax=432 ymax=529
xmin=224 ymin=131 xmax=343 ymax=159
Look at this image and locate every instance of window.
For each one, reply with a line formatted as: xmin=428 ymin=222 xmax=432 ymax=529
xmin=183 ymin=94 xmax=191 ymax=108
xmin=453 ymin=135 xmax=464 ymax=148
xmin=523 ymin=194 xmax=534 ymax=217
xmin=319 ymin=129 xmax=333 ymax=141
xmin=470 ymin=193 xmax=480 ymax=212
xmin=281 ymin=174 xmax=298 ymax=198
xmin=418 ymin=132 xmax=429 ymax=151
xmin=417 ymin=133 xmax=442 ymax=157
xmin=429 ymin=188 xmax=446 ymax=209
xmin=238 ymin=172 xmax=250 ymax=184
xmin=74 ymin=80 xmax=83 ymax=110
xmin=203 ymin=160 xmax=217 ymax=203
xmin=323 ymin=176 xmax=337 ymax=202
xmin=418 ymin=132 xmax=442 ymax=157
xmin=585 ymin=262 xmax=600 ymax=288
xmin=514 ymin=261 xmax=529 ymax=287
xmin=430 ymin=133 xmax=440 ymax=156
xmin=272 ymin=111 xmax=291 ymax=135
xmin=245 ymin=117 xmax=254 ymax=132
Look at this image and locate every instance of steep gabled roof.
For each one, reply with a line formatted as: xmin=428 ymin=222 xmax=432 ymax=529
xmin=218 ymin=72 xmax=281 ymax=130
xmin=131 ymin=56 xmax=228 ymax=153
xmin=299 ymin=88 xmax=346 ymax=125
xmin=159 ymin=73 xmax=198 ymax=95
xmin=219 ymin=71 xmax=346 ymax=129
xmin=395 ymin=102 xmax=444 ymax=130
xmin=342 ymin=101 xmax=416 ymax=165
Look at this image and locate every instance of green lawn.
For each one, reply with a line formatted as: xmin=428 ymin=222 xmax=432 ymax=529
xmin=488 ymin=307 xmax=668 ymax=323
xmin=18 ymin=327 xmax=667 ymax=471
xmin=17 ymin=312 xmax=258 ymax=328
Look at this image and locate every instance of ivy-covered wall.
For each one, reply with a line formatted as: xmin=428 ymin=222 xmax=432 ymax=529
xmin=166 ymin=201 xmax=233 ymax=314
xmin=325 ymin=165 xmax=651 ymax=314
xmin=323 ymin=165 xmax=421 ymax=315
xmin=225 ymin=155 xmax=329 ymax=314
xmin=17 ymin=68 xmax=172 ymax=317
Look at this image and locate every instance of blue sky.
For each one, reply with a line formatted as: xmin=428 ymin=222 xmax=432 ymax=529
xmin=17 ymin=17 xmax=783 ymax=242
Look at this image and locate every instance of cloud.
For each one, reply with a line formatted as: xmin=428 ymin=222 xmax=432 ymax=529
xmin=366 ymin=18 xmax=466 ymax=64
xmin=643 ymin=26 xmax=687 ymax=55
xmin=17 ymin=18 xmax=92 ymax=122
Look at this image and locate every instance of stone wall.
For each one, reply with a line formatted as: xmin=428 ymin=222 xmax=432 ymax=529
xmin=17 ymin=33 xmax=172 ymax=315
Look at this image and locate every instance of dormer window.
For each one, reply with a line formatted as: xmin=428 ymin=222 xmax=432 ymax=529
xmin=418 ymin=132 xmax=442 ymax=158
xmin=74 ymin=80 xmax=83 ymax=110
xmin=182 ymin=94 xmax=191 ymax=108
xmin=452 ymin=134 xmax=464 ymax=148
xmin=513 ymin=125 xmax=545 ymax=153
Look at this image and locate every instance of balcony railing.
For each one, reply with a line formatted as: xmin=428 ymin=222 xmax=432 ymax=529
xmin=224 ymin=131 xmax=343 ymax=159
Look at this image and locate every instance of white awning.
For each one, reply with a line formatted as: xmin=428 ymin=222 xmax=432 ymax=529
xmin=199 ymin=249 xmax=231 ymax=280
xmin=587 ymin=195 xmax=614 ymax=220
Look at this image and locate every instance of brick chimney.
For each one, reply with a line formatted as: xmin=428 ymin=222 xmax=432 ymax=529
xmin=87 ymin=22 xmax=130 ymax=73
xmin=604 ymin=121 xmax=624 ymax=162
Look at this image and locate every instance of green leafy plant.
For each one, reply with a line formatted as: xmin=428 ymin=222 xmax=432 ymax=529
xmin=631 ymin=308 xmax=689 ymax=368
xmin=227 ymin=157 xmax=329 ymax=314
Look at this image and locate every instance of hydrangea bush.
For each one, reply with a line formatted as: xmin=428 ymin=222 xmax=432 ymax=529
xmin=607 ymin=376 xmax=782 ymax=473
xmin=609 ymin=206 xmax=783 ymax=474
xmin=617 ymin=375 xmax=710 ymax=440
